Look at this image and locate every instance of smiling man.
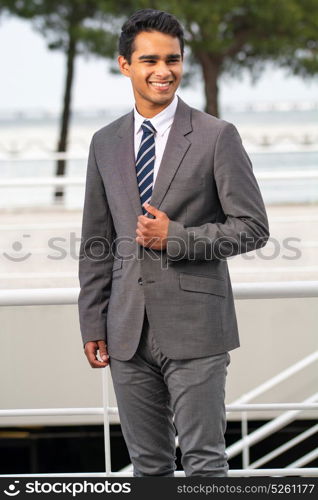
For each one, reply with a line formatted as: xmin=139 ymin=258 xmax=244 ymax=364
xmin=78 ymin=9 xmax=270 ymax=477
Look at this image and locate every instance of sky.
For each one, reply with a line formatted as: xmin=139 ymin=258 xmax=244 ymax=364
xmin=1 ymin=17 xmax=318 ymax=113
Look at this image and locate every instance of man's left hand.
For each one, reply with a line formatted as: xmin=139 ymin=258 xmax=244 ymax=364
xmin=136 ymin=202 xmax=170 ymax=250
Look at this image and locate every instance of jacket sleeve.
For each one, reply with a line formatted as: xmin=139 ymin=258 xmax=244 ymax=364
xmin=166 ymin=122 xmax=270 ymax=261
xmin=78 ymin=134 xmax=115 ymax=348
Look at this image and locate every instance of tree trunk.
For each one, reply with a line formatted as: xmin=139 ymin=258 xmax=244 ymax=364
xmin=54 ymin=33 xmax=77 ymax=202
xmin=196 ymin=52 xmax=222 ymax=118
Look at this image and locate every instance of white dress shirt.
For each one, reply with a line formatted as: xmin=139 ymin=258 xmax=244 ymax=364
xmin=133 ymin=94 xmax=178 ymax=187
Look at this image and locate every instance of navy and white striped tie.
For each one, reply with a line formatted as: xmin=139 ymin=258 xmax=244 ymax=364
xmin=136 ymin=120 xmax=156 ymax=214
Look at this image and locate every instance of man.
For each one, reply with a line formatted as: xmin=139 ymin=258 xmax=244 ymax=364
xmin=78 ymin=9 xmax=269 ymax=477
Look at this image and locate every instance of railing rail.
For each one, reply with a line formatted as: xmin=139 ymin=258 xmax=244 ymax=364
xmin=0 ymin=468 xmax=316 ymax=478
xmin=1 ymin=403 xmax=318 ymax=418
xmin=0 ymin=281 xmax=318 ymax=307
xmin=229 ymin=351 xmax=318 ymax=409
xmin=249 ymin=424 xmax=318 ymax=469
xmin=0 ymin=170 xmax=318 ymax=189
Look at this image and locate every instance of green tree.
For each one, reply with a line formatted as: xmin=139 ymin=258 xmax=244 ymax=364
xmin=144 ymin=0 xmax=318 ymax=117
xmin=3 ymin=0 xmax=121 ymax=200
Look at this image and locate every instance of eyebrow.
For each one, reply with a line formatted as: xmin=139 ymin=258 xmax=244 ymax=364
xmin=138 ymin=54 xmax=181 ymax=60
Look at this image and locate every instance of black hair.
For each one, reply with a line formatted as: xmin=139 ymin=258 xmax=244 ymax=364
xmin=119 ymin=8 xmax=184 ymax=63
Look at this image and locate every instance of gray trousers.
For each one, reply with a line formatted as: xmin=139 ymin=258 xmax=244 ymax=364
xmin=109 ymin=311 xmax=231 ymax=477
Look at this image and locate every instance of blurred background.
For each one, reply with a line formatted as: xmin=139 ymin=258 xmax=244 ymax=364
xmin=0 ymin=0 xmax=317 ymax=476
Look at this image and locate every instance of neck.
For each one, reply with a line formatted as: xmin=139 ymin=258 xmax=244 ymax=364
xmin=135 ymin=96 xmax=175 ymax=118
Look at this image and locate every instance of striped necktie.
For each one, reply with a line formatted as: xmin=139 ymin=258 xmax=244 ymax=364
xmin=136 ymin=120 xmax=156 ymax=214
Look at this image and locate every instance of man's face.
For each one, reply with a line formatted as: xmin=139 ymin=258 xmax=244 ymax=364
xmin=118 ymin=30 xmax=183 ymax=116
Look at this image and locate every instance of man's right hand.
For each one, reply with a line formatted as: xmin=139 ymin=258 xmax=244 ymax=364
xmin=84 ymin=340 xmax=109 ymax=368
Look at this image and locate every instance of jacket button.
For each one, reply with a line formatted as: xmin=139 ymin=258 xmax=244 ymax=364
xmin=138 ymin=277 xmax=143 ymax=285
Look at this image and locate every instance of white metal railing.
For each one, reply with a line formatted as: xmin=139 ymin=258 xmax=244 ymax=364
xmin=0 ymin=177 xmax=85 ymax=187
xmin=1 ymin=399 xmax=318 ymax=477
xmin=249 ymin=424 xmax=318 ymax=469
xmin=1 ymin=141 xmax=318 ymax=159
xmin=1 ymin=397 xmax=317 ymax=478
xmin=2 ymin=403 xmax=318 ymax=418
xmin=0 ymin=153 xmax=86 ymax=162
xmin=0 ymin=281 xmax=318 ymax=307
xmin=257 ymin=171 xmax=318 ymax=180
xmin=0 ymin=213 xmax=317 ymax=231
xmin=0 ymin=283 xmax=317 ymax=477
xmin=226 ymin=351 xmax=318 ymax=468
xmin=288 ymin=450 xmax=318 ymax=468
xmin=0 ymin=469 xmax=317 ymax=478
xmin=229 ymin=351 xmax=318 ymax=410
xmin=0 ymin=170 xmax=318 ymax=189
xmin=226 ymin=393 xmax=318 ymax=459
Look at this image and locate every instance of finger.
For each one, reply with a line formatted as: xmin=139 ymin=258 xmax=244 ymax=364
xmin=97 ymin=340 xmax=109 ymax=363
xmin=136 ymin=228 xmax=145 ymax=237
xmin=137 ymin=220 xmax=147 ymax=230
xmin=143 ymin=203 xmax=161 ymax=217
xmin=138 ymin=215 xmax=148 ymax=223
xmin=85 ymin=342 xmax=108 ymax=368
xmin=138 ymin=216 xmax=150 ymax=226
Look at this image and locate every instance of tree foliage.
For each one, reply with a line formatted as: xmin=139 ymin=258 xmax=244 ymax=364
xmin=2 ymin=1 xmax=121 ymax=55
xmin=2 ymin=0 xmax=124 ymax=199
xmin=143 ymin=0 xmax=318 ymax=115
xmin=2 ymin=0 xmax=318 ymax=120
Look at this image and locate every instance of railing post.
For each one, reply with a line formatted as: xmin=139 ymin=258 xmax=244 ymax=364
xmin=102 ymin=367 xmax=112 ymax=476
xmin=241 ymin=411 xmax=250 ymax=469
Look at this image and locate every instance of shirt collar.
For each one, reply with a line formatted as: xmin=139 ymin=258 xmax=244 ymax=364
xmin=134 ymin=94 xmax=178 ymax=137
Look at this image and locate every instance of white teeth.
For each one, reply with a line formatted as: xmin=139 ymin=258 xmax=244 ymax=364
xmin=150 ymin=82 xmax=171 ymax=87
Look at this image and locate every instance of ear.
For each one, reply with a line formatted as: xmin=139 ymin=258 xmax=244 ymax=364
xmin=118 ymin=55 xmax=130 ymax=77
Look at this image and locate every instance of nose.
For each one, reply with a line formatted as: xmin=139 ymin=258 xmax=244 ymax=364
xmin=153 ymin=61 xmax=172 ymax=80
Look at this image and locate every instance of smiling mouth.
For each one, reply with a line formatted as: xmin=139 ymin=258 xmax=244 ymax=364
xmin=149 ymin=81 xmax=173 ymax=89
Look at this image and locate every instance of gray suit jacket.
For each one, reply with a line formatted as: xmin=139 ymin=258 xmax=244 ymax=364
xmin=78 ymin=96 xmax=269 ymax=360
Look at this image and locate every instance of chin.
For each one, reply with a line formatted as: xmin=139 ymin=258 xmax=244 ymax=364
xmin=152 ymin=94 xmax=174 ymax=105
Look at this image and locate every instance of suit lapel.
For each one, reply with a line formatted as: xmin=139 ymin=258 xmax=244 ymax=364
xmin=150 ymin=97 xmax=192 ymax=210
xmin=115 ymin=96 xmax=193 ymax=217
xmin=116 ymin=110 xmax=143 ymax=217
